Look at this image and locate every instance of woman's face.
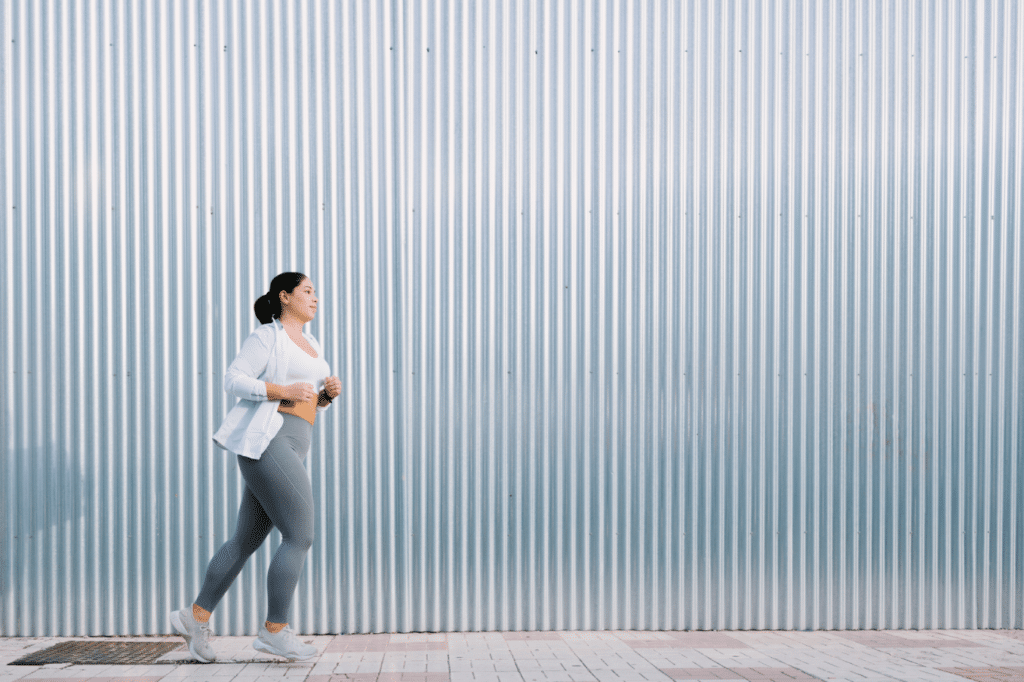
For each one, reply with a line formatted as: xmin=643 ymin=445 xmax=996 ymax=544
xmin=280 ymin=278 xmax=318 ymax=322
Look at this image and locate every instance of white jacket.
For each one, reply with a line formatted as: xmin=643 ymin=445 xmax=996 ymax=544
xmin=213 ymin=318 xmax=331 ymax=459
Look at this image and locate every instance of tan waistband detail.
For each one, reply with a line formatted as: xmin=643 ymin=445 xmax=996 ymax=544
xmin=277 ymin=398 xmax=317 ymax=426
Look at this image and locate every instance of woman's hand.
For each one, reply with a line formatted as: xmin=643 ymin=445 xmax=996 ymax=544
xmin=287 ymin=382 xmax=319 ymax=402
xmin=279 ymin=382 xmax=318 ymax=403
xmin=323 ymin=376 xmax=342 ymax=399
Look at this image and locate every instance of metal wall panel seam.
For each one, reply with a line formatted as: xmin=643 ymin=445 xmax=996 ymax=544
xmin=1011 ymin=0 xmax=1024 ymax=627
xmin=0 ymin=0 xmax=10 ymax=639
xmin=8 ymin=0 xmax=20 ymax=636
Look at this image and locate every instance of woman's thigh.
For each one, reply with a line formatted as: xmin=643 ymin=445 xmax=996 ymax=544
xmin=236 ymin=422 xmax=313 ymax=540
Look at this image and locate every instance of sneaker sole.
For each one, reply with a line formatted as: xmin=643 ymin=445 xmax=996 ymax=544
xmin=253 ymin=636 xmax=316 ymax=661
xmin=169 ymin=610 xmax=215 ymax=664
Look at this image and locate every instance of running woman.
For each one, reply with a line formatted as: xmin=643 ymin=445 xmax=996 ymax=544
xmin=171 ymin=272 xmax=341 ymax=662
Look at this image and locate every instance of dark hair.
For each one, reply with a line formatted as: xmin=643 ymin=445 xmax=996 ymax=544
xmin=254 ymin=272 xmax=308 ymax=324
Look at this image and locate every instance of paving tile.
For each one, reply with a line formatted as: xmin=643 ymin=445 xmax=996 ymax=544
xmin=9 ymin=675 xmax=163 ymax=679
xmin=661 ymin=670 xmax=750 ymax=680
xmin=991 ymin=632 xmax=1024 ymax=645
xmin=726 ymin=668 xmax=819 ymax=681
xmin=660 ymin=669 xmax=820 ymax=682
xmin=630 ymin=635 xmax=750 ymax=651
xmin=832 ymin=632 xmax=985 ymax=649
xmin=325 ymin=637 xmax=394 ymax=653
xmin=890 ymin=647 xmax=1024 ymax=669
xmin=158 ymin=663 xmax=207 ymax=675
xmin=938 ymin=668 xmax=1024 ymax=682
xmin=530 ymin=672 xmax=602 ymax=682
xmin=700 ymin=653 xmax=791 ymax=669
xmin=560 ymin=635 xmax=623 ymax=644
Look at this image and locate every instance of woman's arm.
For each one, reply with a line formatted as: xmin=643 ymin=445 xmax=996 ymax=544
xmin=265 ymin=382 xmax=288 ymax=401
xmin=224 ymin=327 xmax=319 ymax=403
xmin=223 ymin=329 xmax=274 ymax=400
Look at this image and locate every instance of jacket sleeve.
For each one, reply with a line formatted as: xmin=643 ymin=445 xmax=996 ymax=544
xmin=223 ymin=328 xmax=273 ymax=401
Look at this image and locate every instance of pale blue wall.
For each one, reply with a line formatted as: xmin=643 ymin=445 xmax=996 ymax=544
xmin=2 ymin=0 xmax=1022 ymax=635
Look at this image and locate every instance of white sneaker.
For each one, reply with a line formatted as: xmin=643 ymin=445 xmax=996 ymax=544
xmin=253 ymin=625 xmax=318 ymax=661
xmin=169 ymin=608 xmax=216 ymax=663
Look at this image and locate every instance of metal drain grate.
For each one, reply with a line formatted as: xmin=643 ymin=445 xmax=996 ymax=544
xmin=9 ymin=640 xmax=182 ymax=665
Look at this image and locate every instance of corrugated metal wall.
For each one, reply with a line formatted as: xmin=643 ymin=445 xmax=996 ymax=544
xmin=2 ymin=0 xmax=1022 ymax=636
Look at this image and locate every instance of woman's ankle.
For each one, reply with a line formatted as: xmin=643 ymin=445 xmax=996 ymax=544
xmin=265 ymin=620 xmax=287 ymax=634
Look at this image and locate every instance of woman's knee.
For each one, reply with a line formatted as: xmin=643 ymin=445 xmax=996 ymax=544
xmin=237 ymin=532 xmax=266 ymax=556
xmin=285 ymin=523 xmax=314 ymax=553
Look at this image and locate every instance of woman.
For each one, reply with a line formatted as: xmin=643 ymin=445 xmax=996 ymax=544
xmin=170 ymin=272 xmax=341 ymax=663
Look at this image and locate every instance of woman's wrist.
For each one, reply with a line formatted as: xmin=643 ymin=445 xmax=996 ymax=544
xmin=317 ymin=389 xmax=333 ymax=406
xmin=265 ymin=382 xmax=285 ymax=401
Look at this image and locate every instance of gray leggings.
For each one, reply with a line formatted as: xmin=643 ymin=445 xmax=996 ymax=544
xmin=196 ymin=414 xmax=314 ymax=624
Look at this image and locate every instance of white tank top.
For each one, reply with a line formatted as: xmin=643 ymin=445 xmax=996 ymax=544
xmin=281 ymin=333 xmax=330 ymax=388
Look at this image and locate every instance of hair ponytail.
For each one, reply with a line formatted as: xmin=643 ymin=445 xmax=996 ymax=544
xmin=253 ymin=292 xmax=277 ymax=324
xmin=254 ymin=272 xmax=307 ymax=324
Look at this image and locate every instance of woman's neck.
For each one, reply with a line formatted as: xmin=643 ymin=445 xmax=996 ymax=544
xmin=277 ymin=314 xmax=305 ymax=335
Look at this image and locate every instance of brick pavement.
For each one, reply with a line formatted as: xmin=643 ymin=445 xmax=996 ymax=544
xmin=1 ymin=630 xmax=1022 ymax=682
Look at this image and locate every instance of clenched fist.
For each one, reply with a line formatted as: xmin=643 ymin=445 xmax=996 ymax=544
xmin=323 ymin=376 xmax=342 ymax=399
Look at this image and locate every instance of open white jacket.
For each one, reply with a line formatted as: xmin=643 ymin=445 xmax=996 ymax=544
xmin=213 ymin=318 xmax=331 ymax=459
